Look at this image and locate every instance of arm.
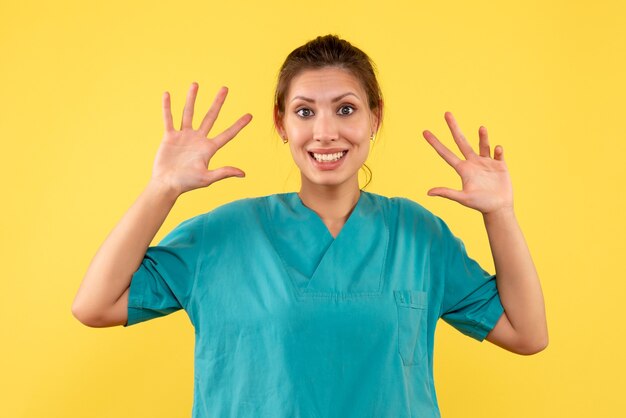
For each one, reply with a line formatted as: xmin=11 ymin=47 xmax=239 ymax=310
xmin=71 ymin=181 xmax=178 ymax=327
xmin=72 ymin=82 xmax=252 ymax=327
xmin=482 ymin=208 xmax=548 ymax=354
xmin=423 ymin=112 xmax=548 ymax=355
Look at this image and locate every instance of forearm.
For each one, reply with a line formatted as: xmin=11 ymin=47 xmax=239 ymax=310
xmin=483 ymin=208 xmax=548 ymax=347
xmin=72 ymin=179 xmax=179 ymax=322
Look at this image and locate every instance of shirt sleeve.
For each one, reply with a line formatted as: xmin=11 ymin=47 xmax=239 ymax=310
xmin=437 ymin=218 xmax=504 ymax=341
xmin=123 ymin=214 xmax=205 ymax=327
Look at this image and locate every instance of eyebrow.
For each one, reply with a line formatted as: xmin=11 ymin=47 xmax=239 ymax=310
xmin=290 ymin=92 xmax=360 ymax=103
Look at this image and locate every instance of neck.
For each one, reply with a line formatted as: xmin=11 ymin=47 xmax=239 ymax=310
xmin=298 ymin=175 xmax=361 ymax=224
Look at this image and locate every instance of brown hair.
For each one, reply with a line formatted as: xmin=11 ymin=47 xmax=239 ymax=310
xmin=273 ymin=34 xmax=383 ymax=132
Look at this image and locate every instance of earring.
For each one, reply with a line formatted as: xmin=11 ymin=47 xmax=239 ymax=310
xmin=282 ymin=137 xmax=288 ymax=144
xmin=370 ymin=132 xmax=375 ymax=141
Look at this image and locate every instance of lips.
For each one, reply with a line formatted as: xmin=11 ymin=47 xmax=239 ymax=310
xmin=310 ymin=150 xmax=347 ymax=162
xmin=307 ymin=149 xmax=348 ymax=170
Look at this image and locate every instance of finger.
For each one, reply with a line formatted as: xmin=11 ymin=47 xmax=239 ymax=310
xmin=444 ymin=112 xmax=476 ymax=159
xmin=422 ymin=130 xmax=462 ymax=168
xmin=198 ymin=86 xmax=229 ymax=137
xmin=427 ymin=187 xmax=465 ymax=203
xmin=210 ymin=113 xmax=253 ymax=150
xmin=162 ymin=91 xmax=174 ymax=132
xmin=180 ymin=82 xmax=199 ymax=130
xmin=478 ymin=125 xmax=490 ymax=157
xmin=205 ymin=166 xmax=246 ymax=185
xmin=494 ymin=145 xmax=505 ymax=161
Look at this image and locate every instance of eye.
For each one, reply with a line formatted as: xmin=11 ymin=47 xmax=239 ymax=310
xmin=296 ymin=108 xmax=314 ymax=118
xmin=338 ymin=105 xmax=355 ymax=116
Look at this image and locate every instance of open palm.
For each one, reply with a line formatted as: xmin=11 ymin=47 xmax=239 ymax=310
xmin=151 ymin=82 xmax=252 ymax=197
xmin=422 ymin=112 xmax=513 ymax=215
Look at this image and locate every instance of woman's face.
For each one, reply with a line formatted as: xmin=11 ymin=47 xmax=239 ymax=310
xmin=276 ymin=67 xmax=379 ymax=190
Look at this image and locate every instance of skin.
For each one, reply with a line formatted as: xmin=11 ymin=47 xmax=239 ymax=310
xmin=72 ymin=83 xmax=252 ymax=327
xmin=274 ymin=67 xmax=380 ymax=237
xmin=275 ymin=67 xmax=548 ymax=355
xmin=74 ymin=75 xmax=548 ymax=356
xmin=422 ymin=114 xmax=548 ymax=354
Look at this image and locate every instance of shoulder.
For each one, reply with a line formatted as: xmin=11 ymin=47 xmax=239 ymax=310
xmin=192 ymin=194 xmax=282 ymax=229
xmin=363 ymin=191 xmax=448 ymax=236
xmin=164 ymin=196 xmax=273 ymax=248
xmin=362 ymin=191 xmax=430 ymax=214
xmin=205 ymin=195 xmax=266 ymax=217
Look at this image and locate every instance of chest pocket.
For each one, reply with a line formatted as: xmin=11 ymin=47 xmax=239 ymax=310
xmin=394 ymin=290 xmax=428 ymax=366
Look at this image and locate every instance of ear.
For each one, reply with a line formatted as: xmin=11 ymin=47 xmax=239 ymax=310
xmin=273 ymin=105 xmax=286 ymax=138
xmin=371 ymin=100 xmax=383 ymax=133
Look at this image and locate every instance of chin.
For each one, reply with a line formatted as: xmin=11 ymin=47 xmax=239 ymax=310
xmin=301 ymin=171 xmax=359 ymax=189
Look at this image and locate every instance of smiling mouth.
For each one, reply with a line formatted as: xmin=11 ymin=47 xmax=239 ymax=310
xmin=308 ymin=151 xmax=348 ymax=163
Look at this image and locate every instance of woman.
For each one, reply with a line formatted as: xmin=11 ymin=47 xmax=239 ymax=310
xmin=72 ymin=35 xmax=548 ymax=417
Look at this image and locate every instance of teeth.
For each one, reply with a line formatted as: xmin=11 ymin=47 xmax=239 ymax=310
xmin=312 ymin=151 xmax=346 ymax=162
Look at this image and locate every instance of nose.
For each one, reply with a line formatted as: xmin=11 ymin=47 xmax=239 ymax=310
xmin=313 ymin=111 xmax=339 ymax=142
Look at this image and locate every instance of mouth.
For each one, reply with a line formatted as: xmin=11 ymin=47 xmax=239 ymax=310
xmin=308 ymin=150 xmax=348 ymax=163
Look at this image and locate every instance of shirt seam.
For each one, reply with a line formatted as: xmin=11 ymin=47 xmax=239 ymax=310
xmin=128 ymin=263 xmax=146 ymax=308
xmin=474 ymin=293 xmax=505 ymax=341
xmin=263 ymin=193 xmax=388 ymax=300
xmin=262 ymin=196 xmax=303 ymax=301
xmin=187 ymin=213 xmax=207 ymax=316
xmin=438 ymin=218 xmax=448 ymax=320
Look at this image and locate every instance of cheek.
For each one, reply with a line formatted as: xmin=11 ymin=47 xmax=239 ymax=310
xmin=357 ymin=141 xmax=371 ymax=160
xmin=288 ymin=141 xmax=309 ymax=165
xmin=343 ymin=125 xmax=371 ymax=148
xmin=342 ymin=116 xmax=371 ymax=137
xmin=284 ymin=122 xmax=309 ymax=142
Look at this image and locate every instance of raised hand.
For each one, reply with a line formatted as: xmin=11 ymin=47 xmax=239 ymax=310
xmin=422 ymin=112 xmax=513 ymax=215
xmin=150 ymin=82 xmax=252 ymax=197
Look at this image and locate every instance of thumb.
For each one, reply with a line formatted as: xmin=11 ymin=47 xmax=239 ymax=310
xmin=427 ymin=187 xmax=465 ymax=203
xmin=205 ymin=166 xmax=246 ymax=185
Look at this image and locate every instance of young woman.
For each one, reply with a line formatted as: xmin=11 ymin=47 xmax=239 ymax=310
xmin=73 ymin=35 xmax=548 ymax=418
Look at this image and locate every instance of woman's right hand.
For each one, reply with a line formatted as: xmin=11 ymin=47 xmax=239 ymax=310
xmin=150 ymin=82 xmax=252 ymax=197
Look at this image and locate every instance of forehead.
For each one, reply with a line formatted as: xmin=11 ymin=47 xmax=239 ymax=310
xmin=287 ymin=67 xmax=365 ymax=100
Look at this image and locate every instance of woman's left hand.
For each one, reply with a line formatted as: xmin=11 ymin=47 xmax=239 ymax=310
xmin=422 ymin=112 xmax=513 ymax=215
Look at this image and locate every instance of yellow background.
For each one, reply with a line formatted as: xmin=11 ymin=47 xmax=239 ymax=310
xmin=2 ymin=0 xmax=624 ymax=416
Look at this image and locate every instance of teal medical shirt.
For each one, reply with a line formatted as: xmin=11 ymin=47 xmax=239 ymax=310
xmin=125 ymin=191 xmax=504 ymax=418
